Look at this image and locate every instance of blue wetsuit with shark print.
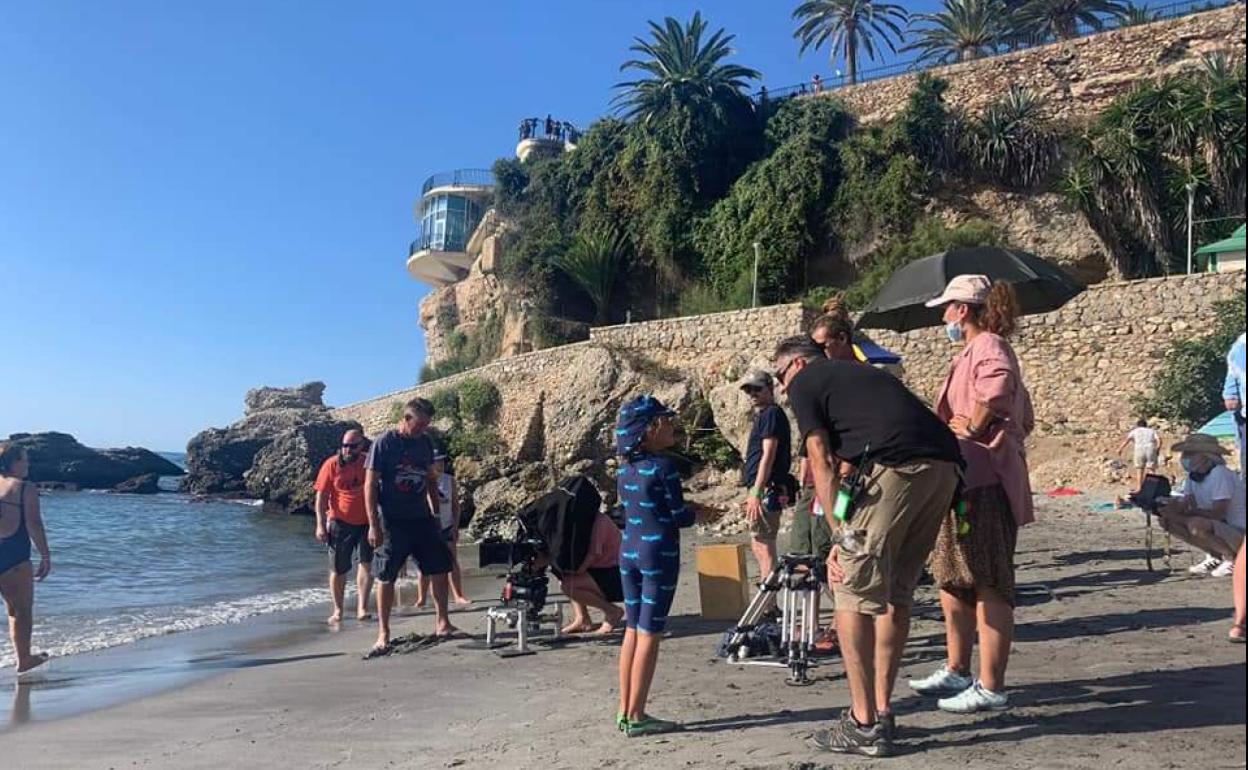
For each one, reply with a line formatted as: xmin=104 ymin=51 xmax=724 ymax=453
xmin=617 ymin=452 xmax=695 ymax=634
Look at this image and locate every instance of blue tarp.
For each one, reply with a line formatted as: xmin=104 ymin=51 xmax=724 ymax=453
xmin=854 ymin=338 xmax=902 ymax=366
xmin=1196 ymin=410 xmax=1239 ymax=439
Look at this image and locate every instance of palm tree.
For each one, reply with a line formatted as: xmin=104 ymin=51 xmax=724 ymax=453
xmin=1122 ymin=2 xmax=1157 ymax=25
xmin=792 ymin=0 xmax=909 ymax=85
xmin=551 ymin=228 xmax=630 ymax=324
xmin=964 ymin=87 xmax=1061 ymax=188
xmin=1014 ymin=0 xmax=1129 ymax=40
xmin=905 ymin=0 xmax=1004 ymax=64
xmin=614 ymin=12 xmax=761 ymax=124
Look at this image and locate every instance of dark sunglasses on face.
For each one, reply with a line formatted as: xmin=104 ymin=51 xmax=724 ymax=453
xmin=774 ymin=359 xmax=796 ymax=383
xmin=744 ymin=385 xmax=764 ymax=395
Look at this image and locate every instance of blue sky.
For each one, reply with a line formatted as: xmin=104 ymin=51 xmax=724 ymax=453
xmin=0 ymin=0 xmax=1163 ymax=450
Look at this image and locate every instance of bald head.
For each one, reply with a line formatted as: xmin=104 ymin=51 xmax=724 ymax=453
xmin=340 ymin=429 xmax=366 ymax=462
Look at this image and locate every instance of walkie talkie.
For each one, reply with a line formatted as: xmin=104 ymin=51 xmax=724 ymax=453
xmin=831 ymin=443 xmax=871 ymax=523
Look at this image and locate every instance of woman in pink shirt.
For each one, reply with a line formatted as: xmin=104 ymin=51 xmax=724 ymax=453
xmin=909 ymin=275 xmax=1035 ymax=715
xmin=556 ymin=511 xmax=626 ymax=636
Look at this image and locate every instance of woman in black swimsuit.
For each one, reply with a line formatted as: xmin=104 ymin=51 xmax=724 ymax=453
xmin=0 ymin=443 xmax=52 ymax=674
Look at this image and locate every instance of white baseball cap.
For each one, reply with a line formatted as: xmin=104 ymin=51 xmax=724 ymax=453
xmin=925 ymin=274 xmax=992 ymax=307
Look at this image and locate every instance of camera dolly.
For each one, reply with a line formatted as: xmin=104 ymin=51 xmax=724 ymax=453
xmin=464 ymin=564 xmax=565 ymax=657
xmin=722 ymin=553 xmax=825 ymax=686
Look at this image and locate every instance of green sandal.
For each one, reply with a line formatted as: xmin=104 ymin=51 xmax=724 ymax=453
xmin=616 ymin=712 xmax=629 ymax=732
xmin=625 ymin=715 xmax=681 ymax=737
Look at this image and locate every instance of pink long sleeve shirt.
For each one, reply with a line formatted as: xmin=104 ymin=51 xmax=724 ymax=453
xmin=936 ymin=332 xmax=1036 ymax=527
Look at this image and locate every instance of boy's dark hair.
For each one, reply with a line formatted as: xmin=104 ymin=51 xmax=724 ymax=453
xmin=1136 ymin=417 xmax=1148 ymax=428
xmin=404 ymin=397 xmax=436 ymax=417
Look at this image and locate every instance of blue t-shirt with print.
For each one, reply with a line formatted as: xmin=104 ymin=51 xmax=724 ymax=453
xmin=365 ymin=430 xmax=435 ymax=522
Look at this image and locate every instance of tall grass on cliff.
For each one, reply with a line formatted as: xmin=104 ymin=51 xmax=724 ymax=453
xmin=1136 ymin=290 xmax=1246 ymax=429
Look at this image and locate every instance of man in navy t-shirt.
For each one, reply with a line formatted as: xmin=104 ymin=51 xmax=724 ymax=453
xmin=365 ymin=397 xmax=456 ymax=652
xmin=739 ymin=370 xmax=792 ymax=579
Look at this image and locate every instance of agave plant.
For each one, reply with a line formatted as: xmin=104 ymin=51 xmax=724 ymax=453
xmin=1014 ymin=0 xmax=1129 ymax=40
xmin=905 ymin=0 xmax=1005 ymax=64
xmin=964 ymin=87 xmax=1062 ymax=188
xmin=792 ymin=0 xmax=909 ymax=85
xmin=614 ymin=12 xmax=761 ymax=125
xmin=551 ymin=228 xmax=631 ymax=324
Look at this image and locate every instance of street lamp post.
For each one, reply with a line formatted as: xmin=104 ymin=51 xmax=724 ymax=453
xmin=1186 ymin=181 xmax=1196 ymax=274
xmin=752 ymin=242 xmax=761 ymax=309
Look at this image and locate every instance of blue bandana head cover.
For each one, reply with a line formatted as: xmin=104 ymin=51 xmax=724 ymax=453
xmin=615 ymin=395 xmax=676 ymax=456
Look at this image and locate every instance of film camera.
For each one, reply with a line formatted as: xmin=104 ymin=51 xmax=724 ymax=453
xmin=470 ymin=475 xmax=603 ymax=656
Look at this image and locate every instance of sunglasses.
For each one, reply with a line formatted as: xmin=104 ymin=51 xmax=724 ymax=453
xmin=774 ymin=359 xmax=797 ymax=384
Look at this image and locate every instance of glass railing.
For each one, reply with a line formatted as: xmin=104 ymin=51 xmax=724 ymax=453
xmin=420 ymin=169 xmax=495 ymax=196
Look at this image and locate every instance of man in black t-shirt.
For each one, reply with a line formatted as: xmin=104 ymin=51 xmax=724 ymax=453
xmin=738 ymin=370 xmax=792 ymax=579
xmin=773 ymin=336 xmax=962 ymax=758
xmin=365 ymin=397 xmax=456 ymax=653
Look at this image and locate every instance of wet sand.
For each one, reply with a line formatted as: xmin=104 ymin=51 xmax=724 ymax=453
xmin=2 ymin=490 xmax=1244 ymax=769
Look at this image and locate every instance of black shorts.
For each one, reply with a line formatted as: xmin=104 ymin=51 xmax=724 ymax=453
xmin=372 ymin=516 xmax=453 ymax=583
xmin=327 ymin=520 xmax=374 ymax=576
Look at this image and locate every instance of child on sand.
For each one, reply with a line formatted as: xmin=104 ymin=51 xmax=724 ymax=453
xmin=613 ymin=395 xmax=717 ymax=737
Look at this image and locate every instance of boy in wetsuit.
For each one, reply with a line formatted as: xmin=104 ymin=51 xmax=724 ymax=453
xmin=614 ymin=395 xmax=716 ymax=737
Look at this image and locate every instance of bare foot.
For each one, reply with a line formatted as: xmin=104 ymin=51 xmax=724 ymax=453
xmin=16 ymin=654 xmax=49 ymax=675
xmin=356 ymin=612 xmax=373 ymax=621
xmin=561 ymin=621 xmax=595 ymax=635
xmin=434 ymin=623 xmax=462 ymax=638
xmin=453 ymin=595 xmax=473 ymax=607
xmin=327 ymin=611 xmax=343 ymax=625
xmin=414 ymin=598 xmax=427 ymax=609
xmin=590 ymin=621 xmax=619 ymax=637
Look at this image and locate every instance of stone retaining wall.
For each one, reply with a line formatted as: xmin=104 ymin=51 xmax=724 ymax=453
xmin=822 ymin=5 xmax=1246 ymax=125
xmin=338 ymin=272 xmax=1244 ymax=440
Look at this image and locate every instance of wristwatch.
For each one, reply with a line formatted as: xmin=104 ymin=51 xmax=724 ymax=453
xmin=749 ymin=486 xmax=765 ymax=499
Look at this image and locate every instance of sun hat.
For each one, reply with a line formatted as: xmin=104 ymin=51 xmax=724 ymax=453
xmin=925 ymin=274 xmax=992 ymax=308
xmin=736 ymin=370 xmax=774 ymax=392
xmin=1170 ymin=433 xmax=1231 ymax=456
xmin=615 ymin=395 xmax=676 ymax=456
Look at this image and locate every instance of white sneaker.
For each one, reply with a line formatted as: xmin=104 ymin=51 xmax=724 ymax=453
xmin=908 ymin=666 xmax=974 ymax=696
xmin=937 ymin=681 xmax=1010 ymax=714
xmin=1189 ymin=555 xmax=1222 ymax=575
xmin=1210 ymin=559 xmax=1235 ymax=578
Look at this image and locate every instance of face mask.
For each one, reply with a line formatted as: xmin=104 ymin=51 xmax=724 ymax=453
xmin=945 ymin=322 xmax=965 ymax=343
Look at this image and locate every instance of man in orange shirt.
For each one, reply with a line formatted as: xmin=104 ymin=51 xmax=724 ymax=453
xmin=315 ymin=429 xmax=374 ymax=624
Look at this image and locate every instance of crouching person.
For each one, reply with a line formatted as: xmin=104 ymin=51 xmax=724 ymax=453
xmin=1158 ymin=433 xmax=1245 ymax=576
xmin=553 ymin=509 xmax=626 ymax=636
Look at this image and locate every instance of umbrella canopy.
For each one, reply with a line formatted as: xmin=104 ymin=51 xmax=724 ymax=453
xmin=1196 ymin=410 xmax=1240 ymax=440
xmin=1195 ymin=224 xmax=1246 ymax=256
xmin=856 ymin=246 xmax=1084 ymax=332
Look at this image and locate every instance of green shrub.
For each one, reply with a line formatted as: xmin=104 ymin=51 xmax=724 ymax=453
xmin=387 ymin=401 xmax=405 ymax=423
xmin=1136 ymin=291 xmax=1246 ymax=428
xmin=681 ymin=397 xmax=742 ymax=471
xmin=457 ymin=377 xmax=501 ymax=424
xmin=446 ymin=424 xmax=502 ymax=459
xmin=428 ymin=388 xmax=460 ymax=420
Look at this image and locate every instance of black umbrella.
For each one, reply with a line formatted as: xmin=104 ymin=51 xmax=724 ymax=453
xmin=856 ymin=246 xmax=1084 ymax=332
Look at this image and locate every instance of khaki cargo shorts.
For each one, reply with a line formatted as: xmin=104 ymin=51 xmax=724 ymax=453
xmin=831 ymin=459 xmax=960 ymax=616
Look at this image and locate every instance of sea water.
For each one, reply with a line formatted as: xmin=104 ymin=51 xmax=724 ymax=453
xmin=0 ymin=457 xmax=327 ymax=669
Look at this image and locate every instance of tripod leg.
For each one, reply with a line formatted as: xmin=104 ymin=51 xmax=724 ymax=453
xmin=726 ymin=564 xmax=786 ymax=656
xmin=1146 ymin=516 xmax=1155 ymax=573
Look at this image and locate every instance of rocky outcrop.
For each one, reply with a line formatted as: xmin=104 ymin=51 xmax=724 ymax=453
xmin=245 ymin=419 xmax=362 ymax=516
xmin=112 ymin=473 xmax=161 ymax=495
xmin=183 ymin=382 xmax=363 ymax=514
xmin=7 ymin=432 xmax=183 ymax=490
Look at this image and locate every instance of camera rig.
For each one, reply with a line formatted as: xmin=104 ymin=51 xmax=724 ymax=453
xmin=468 ymin=475 xmax=603 ymax=657
xmin=1127 ymin=473 xmax=1175 ymax=572
xmin=721 ymin=553 xmax=827 ymax=686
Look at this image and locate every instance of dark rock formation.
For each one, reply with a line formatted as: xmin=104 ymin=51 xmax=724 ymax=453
xmin=183 ymin=382 xmax=363 ymax=515
xmin=7 ymin=432 xmax=183 ymax=490
xmin=112 ymin=473 xmax=161 ymax=494
xmin=245 ymin=418 xmax=362 ymax=516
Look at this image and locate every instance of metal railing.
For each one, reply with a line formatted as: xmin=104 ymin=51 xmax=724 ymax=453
xmin=755 ymin=0 xmax=1241 ymax=103
xmin=420 ymin=169 xmax=495 ymax=196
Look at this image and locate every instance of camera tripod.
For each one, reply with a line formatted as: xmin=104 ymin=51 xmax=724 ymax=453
xmin=722 ymin=553 xmax=824 ymax=686
xmin=473 ymin=600 xmax=565 ymax=658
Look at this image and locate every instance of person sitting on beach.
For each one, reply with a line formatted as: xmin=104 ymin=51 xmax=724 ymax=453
xmin=0 ymin=443 xmax=52 ymax=675
xmin=1117 ymin=418 xmax=1162 ymax=493
xmin=365 ymin=398 xmax=458 ymax=653
xmin=614 ymin=395 xmax=717 ymax=737
xmin=314 ymin=430 xmax=375 ymax=624
xmin=552 ymin=508 xmax=626 ymax=636
xmin=1158 ymin=433 xmax=1245 ymax=580
xmin=428 ymin=451 xmax=471 ymax=607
